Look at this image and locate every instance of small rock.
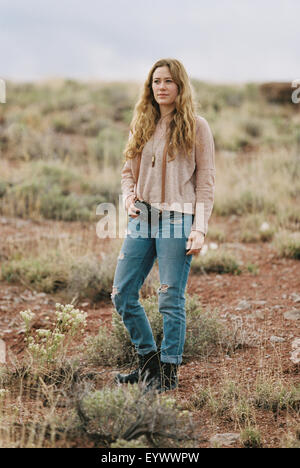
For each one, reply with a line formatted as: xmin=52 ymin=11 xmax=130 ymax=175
xmin=284 ymin=310 xmax=300 ymax=321
xmin=252 ymin=310 xmax=265 ymax=320
xmin=3 ymin=295 xmax=12 ymax=301
xmin=291 ymin=293 xmax=300 ymax=303
xmin=19 ymin=294 xmax=31 ymax=302
xmin=235 ymin=299 xmax=251 ymax=311
xmin=291 ymin=350 xmax=300 ymax=364
xmin=210 ymin=433 xmax=240 ymax=446
xmin=270 ymin=335 xmax=285 ymax=343
xmin=15 ymin=219 xmax=30 ymax=228
xmin=260 ymin=222 xmax=270 ymax=232
xmin=35 ymin=292 xmax=47 ymax=298
xmin=252 ymin=300 xmax=266 ymax=306
xmin=292 ymin=338 xmax=300 ymax=349
xmin=0 ymin=339 xmax=6 ymax=364
xmin=291 ymin=338 xmax=300 ymax=364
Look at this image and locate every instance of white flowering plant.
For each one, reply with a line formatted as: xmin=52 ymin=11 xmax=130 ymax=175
xmin=20 ymin=303 xmax=87 ymax=365
xmin=20 ymin=309 xmax=36 ymax=336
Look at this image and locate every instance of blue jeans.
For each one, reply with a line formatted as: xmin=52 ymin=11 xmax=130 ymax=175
xmin=111 ymin=211 xmax=194 ymax=365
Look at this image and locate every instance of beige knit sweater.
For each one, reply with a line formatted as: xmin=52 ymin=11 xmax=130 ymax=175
xmin=121 ymin=114 xmax=216 ymax=236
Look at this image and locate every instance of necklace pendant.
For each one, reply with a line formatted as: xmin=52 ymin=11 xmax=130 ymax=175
xmin=152 ymin=155 xmax=155 ymax=167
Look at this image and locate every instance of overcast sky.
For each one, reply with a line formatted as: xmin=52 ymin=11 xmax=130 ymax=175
xmin=0 ymin=0 xmax=299 ymax=84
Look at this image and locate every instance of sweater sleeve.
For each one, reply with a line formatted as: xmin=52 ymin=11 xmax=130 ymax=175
xmin=191 ymin=117 xmax=216 ymax=236
xmin=121 ymin=131 xmax=135 ymax=204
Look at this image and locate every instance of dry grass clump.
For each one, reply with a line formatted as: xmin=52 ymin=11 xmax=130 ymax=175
xmin=273 ymin=230 xmax=300 ymax=260
xmin=1 ymin=248 xmax=119 ymax=302
xmin=191 ymin=248 xmax=242 ymax=275
xmin=189 ymin=372 xmax=300 ymax=435
xmin=76 ymin=384 xmax=195 ymax=448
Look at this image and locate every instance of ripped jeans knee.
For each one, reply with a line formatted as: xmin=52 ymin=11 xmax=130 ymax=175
xmin=111 ymin=284 xmax=132 ymax=319
xmin=158 ymin=283 xmax=169 ymax=294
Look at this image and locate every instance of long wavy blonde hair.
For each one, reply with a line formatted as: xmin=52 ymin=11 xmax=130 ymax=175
xmin=123 ymin=58 xmax=198 ymax=163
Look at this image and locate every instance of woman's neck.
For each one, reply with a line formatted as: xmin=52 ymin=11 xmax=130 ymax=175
xmin=159 ymin=106 xmax=176 ymax=119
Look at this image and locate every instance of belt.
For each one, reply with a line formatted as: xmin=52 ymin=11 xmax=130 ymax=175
xmin=134 ymin=199 xmax=179 ymax=218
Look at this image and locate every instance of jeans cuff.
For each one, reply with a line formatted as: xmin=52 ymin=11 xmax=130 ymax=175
xmin=160 ymin=354 xmax=182 ymax=365
xmin=137 ymin=346 xmax=158 ymax=356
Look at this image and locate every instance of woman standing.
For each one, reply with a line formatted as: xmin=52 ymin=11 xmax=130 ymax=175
xmin=111 ymin=58 xmax=215 ymax=392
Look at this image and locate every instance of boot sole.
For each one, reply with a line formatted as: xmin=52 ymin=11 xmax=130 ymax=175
xmin=114 ymin=374 xmax=139 ymax=385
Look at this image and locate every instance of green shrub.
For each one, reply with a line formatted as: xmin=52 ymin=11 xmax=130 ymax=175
xmin=280 ymin=428 xmax=300 ymax=448
xmin=52 ymin=116 xmax=76 ymax=134
xmin=190 ymin=379 xmax=256 ymax=424
xmin=206 ymin=228 xmax=226 ymax=243
xmin=67 ymin=252 xmax=119 ymax=302
xmin=277 ymin=206 xmax=300 ymax=231
xmin=254 ymin=377 xmax=300 ymax=411
xmin=110 ymin=437 xmax=149 ymax=448
xmin=76 ymin=384 xmax=194 ymax=447
xmin=240 ymin=427 xmax=262 ymax=448
xmin=92 ymin=127 xmax=126 ymax=168
xmin=215 ymin=190 xmax=277 ymax=217
xmin=216 ymin=86 xmax=245 ymax=108
xmin=191 ymin=249 xmax=242 ymax=275
xmin=40 ymin=190 xmax=100 ymax=221
xmin=242 ymin=119 xmax=262 ymax=138
xmin=1 ymin=250 xmax=118 ymax=302
xmin=273 ymin=231 xmax=300 ymax=260
xmin=0 ymin=161 xmax=110 ymax=221
xmin=246 ymin=263 xmax=260 ymax=275
xmin=2 ymin=253 xmax=70 ymax=293
xmin=240 ymin=216 xmax=275 ymax=243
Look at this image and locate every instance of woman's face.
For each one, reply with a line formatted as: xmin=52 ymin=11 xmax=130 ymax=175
xmin=152 ymin=66 xmax=179 ymax=108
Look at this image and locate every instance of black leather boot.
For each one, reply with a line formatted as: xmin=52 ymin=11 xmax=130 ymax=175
xmin=115 ymin=351 xmax=161 ymax=386
xmin=158 ymin=362 xmax=179 ymax=392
